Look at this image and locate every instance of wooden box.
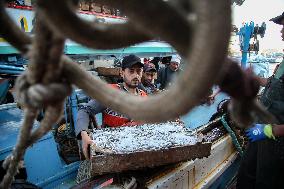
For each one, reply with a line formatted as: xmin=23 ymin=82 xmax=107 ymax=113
xmin=90 ymin=123 xmax=211 ymax=175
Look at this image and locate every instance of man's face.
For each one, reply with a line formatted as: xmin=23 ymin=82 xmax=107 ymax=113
xmin=169 ymin=61 xmax=180 ymax=72
xmin=143 ymin=71 xmax=156 ymax=83
xmin=122 ymin=64 xmax=143 ymax=88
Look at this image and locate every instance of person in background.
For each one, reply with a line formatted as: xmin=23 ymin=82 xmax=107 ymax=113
xmin=143 ymin=58 xmax=151 ymax=64
xmin=141 ymin=63 xmax=159 ymax=94
xmin=237 ymin=12 xmax=284 ymax=189
xmin=157 ymin=55 xmax=181 ymax=90
xmin=151 ymin=57 xmax=161 ymax=71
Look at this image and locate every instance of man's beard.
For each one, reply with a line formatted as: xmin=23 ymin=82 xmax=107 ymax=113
xmin=170 ymin=66 xmax=178 ymax=72
xmin=144 ymin=79 xmax=153 ymax=86
xmin=126 ymin=79 xmax=139 ymax=88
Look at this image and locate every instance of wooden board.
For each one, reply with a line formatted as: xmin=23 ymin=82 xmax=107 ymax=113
xmin=90 ymin=123 xmax=212 ymax=175
xmin=96 ymin=67 xmax=121 ymax=77
xmin=91 ymin=142 xmax=211 ymax=176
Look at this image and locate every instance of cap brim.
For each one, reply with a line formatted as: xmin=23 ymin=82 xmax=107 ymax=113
xmin=128 ymin=61 xmax=144 ymax=68
xmin=145 ymin=68 xmax=157 ymax=72
xmin=270 ymin=14 xmax=284 ymax=25
xmin=135 ymin=62 xmax=144 ymax=67
xmin=171 ymin=61 xmax=180 ymax=65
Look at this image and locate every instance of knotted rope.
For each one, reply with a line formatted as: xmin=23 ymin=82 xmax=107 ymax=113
xmin=218 ymin=59 xmax=277 ymax=127
xmin=0 ymin=7 xmax=71 ymax=188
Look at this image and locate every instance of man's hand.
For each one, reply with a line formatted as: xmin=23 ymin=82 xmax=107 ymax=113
xmin=81 ymin=131 xmax=93 ymax=160
xmin=246 ymin=124 xmax=275 ymax=142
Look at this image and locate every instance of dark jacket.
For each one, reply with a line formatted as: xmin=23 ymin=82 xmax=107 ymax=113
xmin=260 ymin=60 xmax=284 ymax=124
xmin=157 ymin=66 xmax=180 ymax=90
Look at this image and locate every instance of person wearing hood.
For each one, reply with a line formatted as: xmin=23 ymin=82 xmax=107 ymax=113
xmin=157 ymin=55 xmax=181 ymax=90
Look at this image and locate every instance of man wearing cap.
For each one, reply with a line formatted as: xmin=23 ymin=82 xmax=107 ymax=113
xmin=237 ymin=12 xmax=284 ymax=189
xmin=76 ymin=54 xmax=147 ymax=159
xmin=157 ymin=55 xmax=181 ymax=90
xmin=141 ymin=63 xmax=159 ymax=94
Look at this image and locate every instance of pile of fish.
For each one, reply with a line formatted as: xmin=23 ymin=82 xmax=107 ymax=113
xmin=92 ymin=122 xmax=202 ymax=154
xmin=203 ymin=127 xmax=225 ymax=142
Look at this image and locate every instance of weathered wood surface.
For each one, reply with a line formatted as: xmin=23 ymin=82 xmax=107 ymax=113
xmin=90 ymin=123 xmax=212 ymax=176
xmin=96 ymin=67 xmax=121 ymax=77
xmin=91 ymin=142 xmax=211 ymax=176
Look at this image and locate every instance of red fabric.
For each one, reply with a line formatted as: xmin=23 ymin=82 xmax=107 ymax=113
xmin=140 ymin=90 xmax=147 ymax=97
xmin=103 ymin=113 xmax=130 ymax=128
xmin=102 ymin=84 xmax=147 ymax=127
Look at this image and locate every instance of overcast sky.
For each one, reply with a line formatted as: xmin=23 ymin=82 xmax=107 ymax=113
xmin=232 ymin=0 xmax=284 ymax=51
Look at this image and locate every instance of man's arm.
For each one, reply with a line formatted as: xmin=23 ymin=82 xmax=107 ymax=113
xmin=76 ymin=99 xmax=106 ymax=159
xmin=273 ymin=124 xmax=284 ymax=137
xmin=76 ymin=99 xmax=106 ymax=139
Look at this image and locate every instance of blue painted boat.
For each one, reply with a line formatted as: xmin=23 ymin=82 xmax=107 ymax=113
xmin=0 ymin=90 xmax=239 ymax=189
xmin=0 ymin=79 xmax=9 ymax=104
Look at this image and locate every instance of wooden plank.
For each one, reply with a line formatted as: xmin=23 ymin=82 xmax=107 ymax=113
xmin=96 ymin=67 xmax=121 ymax=77
xmin=91 ymin=142 xmax=211 ymax=176
xmin=90 ymin=123 xmax=212 ymax=175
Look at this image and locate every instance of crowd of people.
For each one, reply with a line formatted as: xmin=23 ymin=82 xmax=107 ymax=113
xmin=76 ymin=54 xmax=182 ymax=159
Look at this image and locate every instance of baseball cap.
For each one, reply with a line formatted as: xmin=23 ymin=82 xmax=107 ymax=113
xmin=270 ymin=12 xmax=284 ymax=25
xmin=144 ymin=63 xmax=157 ymax=72
xmin=122 ymin=54 xmax=144 ymax=69
xmin=161 ymin=56 xmax=172 ymax=64
xmin=171 ymin=55 xmax=181 ymax=64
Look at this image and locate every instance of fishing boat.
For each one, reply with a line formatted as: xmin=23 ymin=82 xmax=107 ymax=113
xmin=0 ymin=1 xmax=259 ymax=188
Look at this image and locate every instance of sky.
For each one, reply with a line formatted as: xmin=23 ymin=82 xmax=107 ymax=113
xmin=232 ymin=0 xmax=284 ymax=51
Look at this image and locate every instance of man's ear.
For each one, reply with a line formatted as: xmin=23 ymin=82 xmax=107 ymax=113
xmin=121 ymin=69 xmax=125 ymax=78
xmin=154 ymin=72 xmax=157 ymax=80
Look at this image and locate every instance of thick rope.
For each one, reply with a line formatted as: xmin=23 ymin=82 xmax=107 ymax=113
xmin=26 ymin=105 xmax=65 ymax=147
xmin=218 ymin=59 xmax=277 ymax=127
xmin=1 ymin=109 xmax=38 ymax=188
xmin=59 ymin=0 xmax=231 ymax=122
xmin=0 ymin=7 xmax=69 ymax=189
xmin=36 ymin=0 xmax=152 ymax=50
xmin=0 ymin=0 xmax=232 ymax=122
xmin=93 ymin=0 xmax=193 ymax=56
xmin=38 ymin=0 xmax=192 ymax=56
